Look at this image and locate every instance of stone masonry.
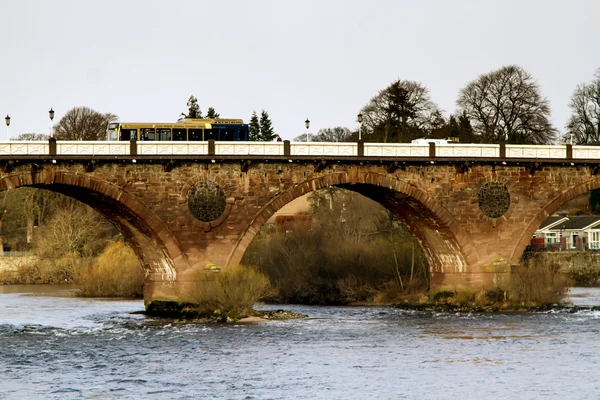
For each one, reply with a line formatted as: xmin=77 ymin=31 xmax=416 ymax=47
xmin=1 ymin=160 xmax=598 ymax=305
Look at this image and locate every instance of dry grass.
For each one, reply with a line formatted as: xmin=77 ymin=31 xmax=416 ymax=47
xmin=567 ymin=264 xmax=600 ymax=287
xmin=0 ymin=255 xmax=85 ymax=284
xmin=76 ymin=241 xmax=144 ymax=298
xmin=186 ymin=264 xmax=271 ymax=317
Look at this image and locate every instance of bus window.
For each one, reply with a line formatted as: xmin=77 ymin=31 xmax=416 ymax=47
xmin=173 ymin=128 xmax=187 ymax=141
xmin=204 ymin=129 xmax=216 ymax=141
xmin=120 ymin=129 xmax=137 ymax=141
xmin=157 ymin=128 xmax=171 ymax=141
xmin=188 ymin=129 xmax=203 ymax=141
xmin=235 ymin=126 xmax=249 ymax=141
xmin=140 ymin=128 xmax=156 ymax=141
xmin=220 ymin=128 xmax=234 ymax=141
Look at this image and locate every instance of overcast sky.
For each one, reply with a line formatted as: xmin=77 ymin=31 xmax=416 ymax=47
xmin=1 ymin=0 xmax=599 ymax=140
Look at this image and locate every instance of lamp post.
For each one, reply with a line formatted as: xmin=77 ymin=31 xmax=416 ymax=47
xmin=4 ymin=115 xmax=10 ymax=140
xmin=305 ymin=118 xmax=310 ymax=143
xmin=357 ymin=113 xmax=363 ymax=141
xmin=49 ymin=108 xmax=55 ymax=138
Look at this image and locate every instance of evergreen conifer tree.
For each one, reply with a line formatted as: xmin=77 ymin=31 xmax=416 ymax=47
xmin=205 ymin=107 xmax=220 ymax=119
xmin=249 ymin=111 xmax=260 ymax=141
xmin=181 ymin=95 xmax=202 ymax=119
xmin=259 ymin=110 xmax=275 ymax=141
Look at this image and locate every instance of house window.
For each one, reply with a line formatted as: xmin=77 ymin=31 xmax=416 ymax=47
xmin=588 ymin=230 xmax=600 ymax=249
xmin=545 ymin=232 xmax=558 ymax=244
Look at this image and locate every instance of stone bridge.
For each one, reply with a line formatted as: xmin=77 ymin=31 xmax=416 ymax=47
xmin=2 ymin=140 xmax=600 ymax=306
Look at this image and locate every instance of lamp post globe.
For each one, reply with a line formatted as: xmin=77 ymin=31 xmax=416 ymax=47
xmin=357 ymin=113 xmax=363 ymax=141
xmin=305 ymin=118 xmax=310 ymax=143
xmin=49 ymin=108 xmax=55 ymax=138
xmin=4 ymin=115 xmax=10 ymax=141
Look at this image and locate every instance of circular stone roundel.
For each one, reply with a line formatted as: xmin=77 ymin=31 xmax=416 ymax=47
xmin=187 ymin=180 xmax=226 ymax=222
xmin=478 ymin=182 xmax=510 ymax=219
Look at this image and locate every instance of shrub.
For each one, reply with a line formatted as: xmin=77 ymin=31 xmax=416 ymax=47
xmin=244 ymin=221 xmax=429 ymax=305
xmin=76 ymin=241 xmax=144 ymax=298
xmin=186 ymin=264 xmax=271 ymax=317
xmin=509 ymin=253 xmax=571 ymax=307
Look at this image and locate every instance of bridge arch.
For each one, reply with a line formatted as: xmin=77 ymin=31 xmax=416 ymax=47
xmin=511 ymin=176 xmax=600 ymax=263
xmin=0 ymin=169 xmax=189 ymax=285
xmin=227 ymin=170 xmax=481 ymax=287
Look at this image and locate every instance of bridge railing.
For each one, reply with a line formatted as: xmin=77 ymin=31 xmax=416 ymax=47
xmin=291 ymin=142 xmax=357 ymax=156
xmin=2 ymin=139 xmax=600 ymax=161
xmin=137 ymin=141 xmax=208 ymax=155
xmin=573 ymin=146 xmax=600 ymax=159
xmin=364 ymin=143 xmax=429 ymax=157
xmin=436 ymin=144 xmax=500 ymax=158
xmin=0 ymin=141 xmax=49 ymax=155
xmin=56 ymin=141 xmax=129 ymax=155
xmin=215 ymin=142 xmax=284 ymax=156
xmin=505 ymin=144 xmax=567 ymax=159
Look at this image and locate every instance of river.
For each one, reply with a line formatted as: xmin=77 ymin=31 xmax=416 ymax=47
xmin=0 ymin=285 xmax=599 ymax=399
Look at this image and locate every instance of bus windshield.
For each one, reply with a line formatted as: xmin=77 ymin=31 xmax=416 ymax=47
xmin=107 ymin=123 xmax=120 ymax=141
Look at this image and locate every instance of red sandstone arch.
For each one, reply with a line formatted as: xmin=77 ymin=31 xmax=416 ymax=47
xmin=227 ymin=170 xmax=481 ymax=284
xmin=510 ymin=177 xmax=600 ymax=263
xmin=0 ymin=169 xmax=189 ymax=282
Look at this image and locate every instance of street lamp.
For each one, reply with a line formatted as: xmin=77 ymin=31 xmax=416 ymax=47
xmin=5 ymin=115 xmax=10 ymax=140
xmin=49 ymin=108 xmax=55 ymax=138
xmin=357 ymin=113 xmax=363 ymax=141
xmin=305 ymin=118 xmax=310 ymax=143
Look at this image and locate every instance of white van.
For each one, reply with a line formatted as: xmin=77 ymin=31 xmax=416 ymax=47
xmin=411 ymin=138 xmax=454 ymax=145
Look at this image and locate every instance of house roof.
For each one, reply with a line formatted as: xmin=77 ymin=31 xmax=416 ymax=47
xmin=550 ymin=216 xmax=600 ymax=230
xmin=538 ymin=216 xmax=568 ymax=230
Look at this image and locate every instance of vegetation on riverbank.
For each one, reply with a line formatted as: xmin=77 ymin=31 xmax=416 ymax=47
xmin=0 ymin=188 xmax=145 ymax=297
xmin=538 ymin=252 xmax=600 ymax=287
xmin=76 ymin=241 xmax=144 ymax=298
xmin=182 ymin=264 xmax=272 ymax=320
xmin=391 ymin=253 xmax=571 ymax=312
xmin=240 ymin=188 xmax=575 ymax=312
xmin=243 ymin=188 xmax=429 ymax=306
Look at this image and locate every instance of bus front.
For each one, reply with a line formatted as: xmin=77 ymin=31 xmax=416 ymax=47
xmin=107 ymin=122 xmax=120 ymax=141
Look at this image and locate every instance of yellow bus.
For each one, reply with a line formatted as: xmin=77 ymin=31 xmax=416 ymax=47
xmin=106 ymin=118 xmax=249 ymax=141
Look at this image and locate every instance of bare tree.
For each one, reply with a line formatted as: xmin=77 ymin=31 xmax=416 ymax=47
xmin=34 ymin=199 xmax=115 ymax=257
xmin=53 ymin=106 xmax=117 ymax=141
xmin=310 ymin=127 xmax=353 ymax=142
xmin=457 ymin=65 xmax=557 ymax=144
xmin=565 ymin=68 xmax=600 ymax=144
xmin=14 ymin=133 xmax=49 ymax=141
xmin=360 ymin=80 xmax=441 ymax=142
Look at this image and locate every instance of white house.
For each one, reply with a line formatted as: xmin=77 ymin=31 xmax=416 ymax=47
xmin=533 ymin=215 xmax=600 ymax=250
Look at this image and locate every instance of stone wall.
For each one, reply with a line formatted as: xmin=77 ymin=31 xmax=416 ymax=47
xmin=0 ymin=255 xmax=38 ymax=274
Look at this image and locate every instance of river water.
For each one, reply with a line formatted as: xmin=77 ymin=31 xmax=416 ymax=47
xmin=0 ymin=286 xmax=599 ymax=400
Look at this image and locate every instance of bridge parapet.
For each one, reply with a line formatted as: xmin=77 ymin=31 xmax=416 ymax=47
xmin=505 ymin=144 xmax=566 ymax=159
xmin=138 ymin=141 xmax=207 ymax=156
xmin=56 ymin=141 xmax=129 ymax=155
xmin=0 ymin=140 xmax=595 ymax=161
xmin=0 ymin=141 xmax=49 ymax=155
xmin=573 ymin=146 xmax=600 ymax=159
